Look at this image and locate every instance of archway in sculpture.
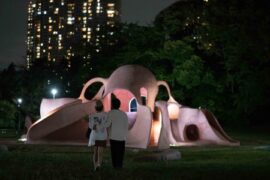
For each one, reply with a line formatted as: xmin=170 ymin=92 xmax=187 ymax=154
xmin=156 ymin=84 xmax=170 ymax=102
xmin=84 ymin=82 xmax=104 ymax=100
xmin=79 ymin=77 xmax=106 ymax=101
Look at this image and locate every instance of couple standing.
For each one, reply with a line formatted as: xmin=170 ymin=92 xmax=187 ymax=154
xmin=88 ymin=98 xmax=128 ymax=171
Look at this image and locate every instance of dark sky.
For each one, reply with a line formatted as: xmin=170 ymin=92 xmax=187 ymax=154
xmin=0 ymin=0 xmax=27 ymax=69
xmin=0 ymin=0 xmax=177 ymax=69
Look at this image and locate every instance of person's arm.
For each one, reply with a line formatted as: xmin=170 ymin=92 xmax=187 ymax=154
xmin=89 ymin=115 xmax=94 ymax=129
xmin=93 ymin=124 xmax=97 ymax=130
xmin=123 ymin=113 xmax=129 ymax=139
xmin=97 ymin=113 xmax=110 ymax=129
xmin=104 ymin=114 xmax=111 ymax=128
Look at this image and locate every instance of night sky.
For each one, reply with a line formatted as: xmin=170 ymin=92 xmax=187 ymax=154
xmin=0 ymin=0 xmax=177 ymax=69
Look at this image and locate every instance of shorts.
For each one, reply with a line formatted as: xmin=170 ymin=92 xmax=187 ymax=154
xmin=95 ymin=140 xmax=107 ymax=147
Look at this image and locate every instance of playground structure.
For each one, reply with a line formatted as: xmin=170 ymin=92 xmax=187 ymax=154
xmin=26 ymin=65 xmax=239 ymax=148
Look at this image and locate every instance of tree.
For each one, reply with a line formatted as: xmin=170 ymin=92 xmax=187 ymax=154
xmin=154 ymin=0 xmax=270 ymax=126
xmin=0 ymin=100 xmax=18 ymax=128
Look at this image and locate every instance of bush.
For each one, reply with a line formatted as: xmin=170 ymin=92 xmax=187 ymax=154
xmin=0 ymin=100 xmax=18 ymax=128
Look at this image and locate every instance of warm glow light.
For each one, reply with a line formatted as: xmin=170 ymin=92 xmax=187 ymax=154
xmin=150 ymin=108 xmax=162 ymax=146
xmin=167 ymin=103 xmax=180 ymax=120
xmin=18 ymin=137 xmax=27 ymax=142
xmin=152 ymin=119 xmax=161 ymax=144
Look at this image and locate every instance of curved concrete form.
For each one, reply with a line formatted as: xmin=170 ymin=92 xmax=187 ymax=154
xmin=26 ymin=65 xmax=239 ymax=147
xmin=27 ymin=99 xmax=96 ymax=144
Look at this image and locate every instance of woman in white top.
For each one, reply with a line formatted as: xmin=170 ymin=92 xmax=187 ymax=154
xmin=108 ymin=98 xmax=128 ymax=169
xmin=88 ymin=100 xmax=111 ymax=171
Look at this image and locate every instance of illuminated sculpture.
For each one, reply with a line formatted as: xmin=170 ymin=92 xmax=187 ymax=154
xmin=26 ymin=65 xmax=239 ymax=148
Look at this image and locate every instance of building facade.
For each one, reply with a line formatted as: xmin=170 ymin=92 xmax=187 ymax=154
xmin=26 ymin=0 xmax=120 ymax=69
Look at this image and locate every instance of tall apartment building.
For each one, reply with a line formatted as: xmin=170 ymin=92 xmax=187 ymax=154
xmin=26 ymin=0 xmax=120 ymax=69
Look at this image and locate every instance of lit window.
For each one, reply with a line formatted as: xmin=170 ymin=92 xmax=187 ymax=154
xmin=130 ymin=98 xmax=137 ymax=112
xmin=107 ymin=11 xmax=115 ymax=17
xmin=49 ymin=17 xmax=53 ymax=23
xmin=108 ymin=3 xmax=114 ymax=7
xmin=48 ymin=25 xmax=52 ymax=32
xmin=67 ymin=17 xmax=75 ymax=25
xmin=54 ymin=8 xmax=59 ymax=14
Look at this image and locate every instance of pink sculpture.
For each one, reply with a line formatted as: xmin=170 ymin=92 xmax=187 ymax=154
xmin=26 ymin=65 xmax=239 ymax=148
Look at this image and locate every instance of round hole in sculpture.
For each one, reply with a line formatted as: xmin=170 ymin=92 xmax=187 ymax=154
xmin=167 ymin=103 xmax=180 ymax=120
xmin=184 ymin=124 xmax=199 ymax=141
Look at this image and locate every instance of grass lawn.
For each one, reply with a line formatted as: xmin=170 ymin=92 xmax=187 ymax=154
xmin=0 ymin=129 xmax=270 ymax=180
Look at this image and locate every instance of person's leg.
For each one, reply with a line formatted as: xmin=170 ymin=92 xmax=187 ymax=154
xmin=97 ymin=147 xmax=103 ymax=167
xmin=93 ymin=146 xmax=98 ymax=170
xmin=112 ymin=140 xmax=124 ymax=168
xmin=118 ymin=141 xmax=125 ymax=168
xmin=114 ymin=140 xmax=120 ymax=168
xmin=110 ymin=139 xmax=117 ymax=168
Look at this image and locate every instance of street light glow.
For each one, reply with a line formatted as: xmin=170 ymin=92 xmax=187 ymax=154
xmin=17 ymin=98 xmax=23 ymax=104
xmin=51 ymin=88 xmax=58 ymax=99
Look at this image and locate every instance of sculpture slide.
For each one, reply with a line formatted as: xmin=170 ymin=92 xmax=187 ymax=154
xmin=27 ymin=98 xmax=96 ymax=144
xmin=173 ymin=107 xmax=239 ymax=146
xmin=201 ymin=109 xmax=239 ymax=144
xmin=156 ymin=101 xmax=239 ymax=146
